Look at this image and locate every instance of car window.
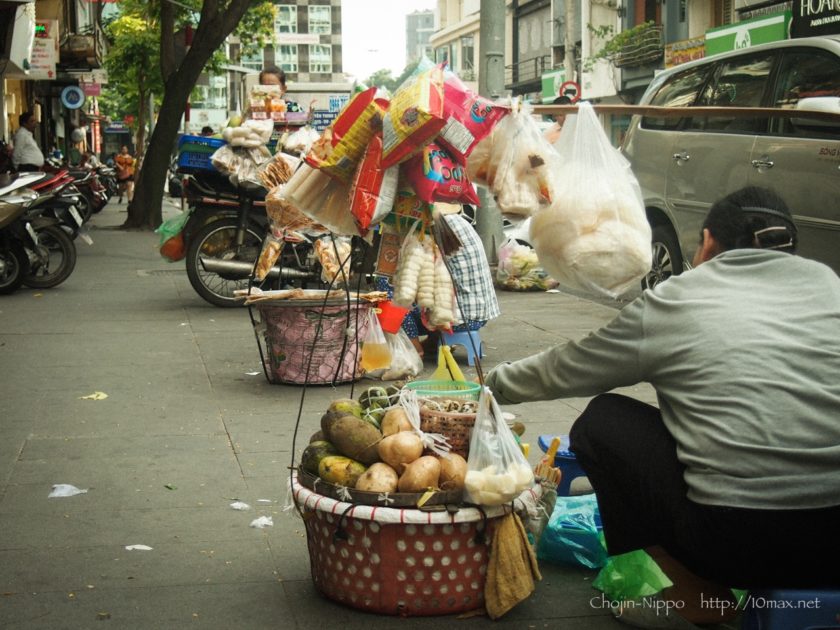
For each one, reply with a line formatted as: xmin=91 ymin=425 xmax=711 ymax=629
xmin=770 ymin=49 xmax=840 ymax=139
xmin=687 ymin=52 xmax=775 ymax=134
xmin=641 ymin=66 xmax=709 ymax=130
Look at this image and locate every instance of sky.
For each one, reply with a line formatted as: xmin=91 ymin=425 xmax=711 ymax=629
xmin=341 ymin=0 xmax=437 ymax=82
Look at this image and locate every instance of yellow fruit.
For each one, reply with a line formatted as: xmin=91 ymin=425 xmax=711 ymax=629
xmin=318 ymin=456 xmax=367 ymax=487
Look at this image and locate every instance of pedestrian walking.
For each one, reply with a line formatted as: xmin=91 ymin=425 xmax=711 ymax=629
xmin=487 ymin=186 xmax=840 ymax=627
xmin=115 ymin=145 xmax=135 ymax=204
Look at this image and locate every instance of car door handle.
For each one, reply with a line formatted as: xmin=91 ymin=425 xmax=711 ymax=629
xmin=672 ymin=151 xmax=690 ymax=162
xmin=751 ymin=158 xmax=775 ymax=169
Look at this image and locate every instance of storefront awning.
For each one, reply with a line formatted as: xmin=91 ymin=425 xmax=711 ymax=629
xmin=705 ymin=12 xmax=791 ymax=56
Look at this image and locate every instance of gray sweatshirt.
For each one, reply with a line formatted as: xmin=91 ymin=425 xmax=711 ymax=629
xmin=487 ymin=249 xmax=840 ymax=510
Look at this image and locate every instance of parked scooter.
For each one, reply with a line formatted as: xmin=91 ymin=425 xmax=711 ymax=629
xmin=0 ymin=172 xmax=77 ymax=291
xmin=0 ymin=173 xmax=41 ymax=294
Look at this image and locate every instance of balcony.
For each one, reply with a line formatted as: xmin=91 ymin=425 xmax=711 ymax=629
xmin=505 ymin=54 xmax=550 ymax=93
xmin=59 ymin=24 xmax=107 ymax=70
xmin=606 ymin=23 xmax=664 ymax=69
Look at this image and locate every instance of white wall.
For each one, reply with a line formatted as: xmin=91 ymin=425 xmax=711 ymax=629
xmin=581 ymin=1 xmax=620 ymax=100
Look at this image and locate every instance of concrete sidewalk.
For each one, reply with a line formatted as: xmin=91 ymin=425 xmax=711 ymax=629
xmin=0 ymin=201 xmax=713 ymax=629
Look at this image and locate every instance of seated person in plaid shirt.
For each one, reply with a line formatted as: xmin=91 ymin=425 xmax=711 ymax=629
xmin=377 ymin=208 xmax=500 ymax=357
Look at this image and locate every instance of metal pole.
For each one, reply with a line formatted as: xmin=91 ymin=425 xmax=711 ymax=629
xmin=564 ymin=0 xmax=577 ymax=83
xmin=476 ymin=0 xmax=506 ymax=263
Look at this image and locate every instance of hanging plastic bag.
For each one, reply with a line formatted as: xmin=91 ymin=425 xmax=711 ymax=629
xmin=529 ymin=102 xmax=652 ymax=297
xmin=537 ymin=494 xmax=608 ymax=569
xmin=403 ymin=141 xmax=480 ymax=206
xmin=464 ymin=387 xmax=534 ymax=506
xmin=349 ymin=133 xmax=399 ymax=236
xmin=467 ymin=101 xmax=558 ymax=217
xmin=368 ymin=329 xmax=423 ymax=381
xmin=155 ymin=211 xmax=190 ymax=262
xmin=592 ymin=549 xmax=673 ymax=601
xmin=360 ymin=308 xmax=392 ymax=373
xmin=314 ymin=236 xmax=352 ymax=286
xmin=392 ymin=223 xmax=432 ymax=308
xmin=254 ymin=225 xmax=284 ymax=282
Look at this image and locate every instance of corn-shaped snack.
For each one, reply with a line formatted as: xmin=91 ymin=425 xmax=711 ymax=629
xmin=428 ymin=252 xmax=455 ymax=327
xmin=392 ymin=235 xmax=425 ymax=307
xmin=415 ymin=241 xmax=436 ymax=309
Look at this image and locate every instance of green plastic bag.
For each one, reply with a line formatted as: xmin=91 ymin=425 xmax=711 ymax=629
xmin=592 ymin=549 xmax=673 ymax=601
xmin=155 ymin=211 xmax=190 ymax=245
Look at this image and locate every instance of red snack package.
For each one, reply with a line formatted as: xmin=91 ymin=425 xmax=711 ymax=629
xmin=382 ymin=66 xmax=446 ymax=169
xmin=349 ymin=134 xmax=398 ymax=235
xmin=403 ymin=141 xmax=479 ymax=206
xmin=438 ymin=72 xmax=509 ymax=163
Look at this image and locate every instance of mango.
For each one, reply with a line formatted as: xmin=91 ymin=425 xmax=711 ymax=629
xmin=301 ymin=441 xmax=338 ymax=476
xmin=327 ymin=398 xmax=364 ymax=418
xmin=318 ymin=455 xmax=367 ymax=487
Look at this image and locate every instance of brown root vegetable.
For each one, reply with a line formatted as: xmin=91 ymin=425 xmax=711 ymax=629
xmin=377 ymin=431 xmax=424 ymax=471
xmin=355 ymin=462 xmax=399 ymax=493
xmin=381 ymin=408 xmax=412 ymax=436
xmin=438 ymin=452 xmax=468 ymax=491
xmin=398 ymin=456 xmax=441 ymax=493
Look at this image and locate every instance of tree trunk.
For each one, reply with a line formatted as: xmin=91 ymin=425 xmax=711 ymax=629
xmin=123 ymin=0 xmax=257 ymax=230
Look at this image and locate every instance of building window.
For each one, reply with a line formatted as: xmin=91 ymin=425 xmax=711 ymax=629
xmin=240 ymin=49 xmax=264 ymax=71
xmin=308 ymin=6 xmax=331 ymax=35
xmin=278 ymin=45 xmax=298 ymax=73
xmin=461 ymin=35 xmax=475 ymax=79
xmin=309 ymin=44 xmax=332 ymax=73
xmin=275 ymin=5 xmax=297 ymax=34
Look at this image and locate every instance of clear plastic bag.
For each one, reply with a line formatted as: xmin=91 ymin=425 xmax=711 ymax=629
xmin=496 ymin=237 xmax=559 ymax=292
xmin=360 ymin=308 xmax=392 ymax=373
xmin=537 ymin=494 xmax=608 ymax=569
xmin=464 ymin=387 xmax=534 ymax=506
xmin=369 ymin=329 xmax=424 ymax=381
xmin=529 ymin=102 xmax=652 ymax=297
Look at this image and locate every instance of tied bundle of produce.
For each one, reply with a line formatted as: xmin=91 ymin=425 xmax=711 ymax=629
xmin=467 ymin=101 xmax=558 ymax=217
xmin=403 ymin=141 xmax=479 ymax=206
xmin=464 ymin=387 xmax=534 ymax=506
xmin=438 ymin=71 xmax=508 ymax=163
xmin=283 ymin=162 xmax=360 ymax=236
xmin=496 ymin=237 xmax=559 ymax=292
xmin=305 ymin=87 xmax=387 ymax=184
xmin=529 ymin=102 xmax=652 ymax=297
xmin=349 ymin=133 xmax=399 ymax=236
xmin=382 ymin=65 xmax=446 ymax=169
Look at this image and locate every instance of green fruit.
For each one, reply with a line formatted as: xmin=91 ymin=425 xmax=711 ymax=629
xmin=301 ymin=441 xmax=338 ymax=475
xmin=358 ymin=386 xmax=397 ymax=410
xmin=318 ymin=456 xmax=367 ymax=487
xmin=327 ymin=398 xmax=364 ymax=419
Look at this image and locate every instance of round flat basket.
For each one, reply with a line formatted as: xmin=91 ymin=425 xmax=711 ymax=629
xmin=404 ymin=380 xmax=481 ymax=400
xmin=296 ymin=468 xmax=463 ymax=508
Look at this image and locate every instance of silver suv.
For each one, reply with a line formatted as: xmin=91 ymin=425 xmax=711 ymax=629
xmin=622 ymin=35 xmax=840 ymax=287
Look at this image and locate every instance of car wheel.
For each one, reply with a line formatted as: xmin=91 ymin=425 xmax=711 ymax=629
xmin=643 ymin=224 xmax=683 ymax=290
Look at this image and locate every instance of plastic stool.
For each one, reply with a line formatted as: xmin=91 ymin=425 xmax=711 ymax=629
xmin=538 ymin=434 xmax=588 ymax=496
xmin=440 ymin=329 xmax=483 ymax=366
xmin=740 ymin=589 xmax=840 ymax=629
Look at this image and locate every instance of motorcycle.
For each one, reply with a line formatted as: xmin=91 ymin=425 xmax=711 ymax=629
xmin=180 ymin=170 xmax=323 ymax=307
xmin=0 ymin=172 xmax=77 ymax=290
xmin=0 ymin=173 xmax=41 ymax=294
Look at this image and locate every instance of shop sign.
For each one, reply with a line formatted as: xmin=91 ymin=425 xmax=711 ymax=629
xmin=311 ymin=110 xmax=338 ymax=131
xmin=664 ymin=37 xmax=706 ymax=68
xmin=61 ymin=86 xmax=85 ymax=110
xmin=29 ymin=19 xmax=58 ymax=80
xmin=540 ymin=69 xmax=566 ymax=103
xmin=81 ymin=82 xmax=101 ymax=96
xmin=705 ymin=12 xmax=791 ymax=56
xmin=792 ymin=1 xmax=840 ymax=37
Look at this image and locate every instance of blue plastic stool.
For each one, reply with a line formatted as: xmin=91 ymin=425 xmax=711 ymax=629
xmin=740 ymin=589 xmax=840 ymax=629
xmin=538 ymin=434 xmax=588 ymax=496
xmin=440 ymin=329 xmax=483 ymax=366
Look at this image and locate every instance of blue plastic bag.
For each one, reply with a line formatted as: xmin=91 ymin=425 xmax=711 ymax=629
xmin=536 ymin=493 xmax=608 ymax=569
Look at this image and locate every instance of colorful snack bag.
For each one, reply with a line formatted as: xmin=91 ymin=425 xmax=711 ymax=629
xmin=349 ymin=134 xmax=399 ymax=235
xmin=438 ymin=72 xmax=509 ymax=163
xmin=403 ymin=141 xmax=479 ymax=206
xmin=382 ymin=66 xmax=446 ymax=169
xmin=305 ymin=87 xmax=388 ymax=183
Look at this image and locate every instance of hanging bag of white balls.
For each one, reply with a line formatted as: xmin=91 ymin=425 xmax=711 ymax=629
xmin=528 ymin=101 xmax=652 ymax=298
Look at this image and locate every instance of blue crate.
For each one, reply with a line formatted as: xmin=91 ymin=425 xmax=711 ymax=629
xmin=177 ymin=151 xmax=216 ymax=173
xmin=177 ymin=134 xmax=226 ymax=151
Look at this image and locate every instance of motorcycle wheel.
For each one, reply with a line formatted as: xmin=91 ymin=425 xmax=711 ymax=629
xmin=185 ymin=217 xmax=263 ymax=307
xmin=23 ymin=225 xmax=77 ymax=289
xmin=0 ymin=240 xmax=30 ymax=295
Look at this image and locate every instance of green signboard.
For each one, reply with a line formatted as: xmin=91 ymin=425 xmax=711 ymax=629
xmin=705 ymin=12 xmax=791 ymax=56
xmin=540 ymin=69 xmax=566 ymax=103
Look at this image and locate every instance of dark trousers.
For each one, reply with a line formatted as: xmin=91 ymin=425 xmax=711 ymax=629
xmin=569 ymin=393 xmax=840 ymax=588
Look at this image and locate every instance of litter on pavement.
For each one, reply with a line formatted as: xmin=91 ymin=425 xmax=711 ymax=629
xmin=48 ymin=484 xmax=88 ymax=498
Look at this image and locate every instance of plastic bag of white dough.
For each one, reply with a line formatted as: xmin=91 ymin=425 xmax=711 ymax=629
xmin=528 ymin=102 xmax=651 ymax=298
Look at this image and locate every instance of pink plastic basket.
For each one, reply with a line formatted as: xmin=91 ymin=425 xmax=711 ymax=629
xmin=255 ymin=299 xmax=371 ymax=385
